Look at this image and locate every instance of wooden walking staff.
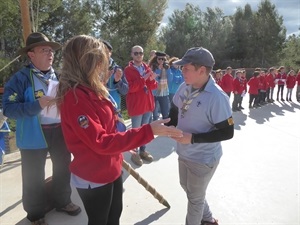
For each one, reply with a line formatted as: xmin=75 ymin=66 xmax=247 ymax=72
xmin=122 ymin=160 xmax=171 ymax=208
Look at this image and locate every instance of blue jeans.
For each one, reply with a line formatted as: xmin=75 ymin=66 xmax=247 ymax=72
xmin=153 ymin=96 xmax=170 ymax=121
xmin=179 ymin=158 xmax=219 ymax=225
xmin=131 ymin=111 xmax=152 ymax=152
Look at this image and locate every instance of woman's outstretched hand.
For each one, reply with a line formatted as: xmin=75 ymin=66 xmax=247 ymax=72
xmin=150 ymin=118 xmax=183 ymax=138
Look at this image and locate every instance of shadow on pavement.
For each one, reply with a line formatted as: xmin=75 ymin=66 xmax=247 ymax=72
xmin=134 ymin=208 xmax=169 ymax=225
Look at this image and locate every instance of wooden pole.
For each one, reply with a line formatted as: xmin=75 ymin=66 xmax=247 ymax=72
xmin=19 ymin=0 xmax=31 ymax=43
xmin=122 ymin=160 xmax=171 ymax=208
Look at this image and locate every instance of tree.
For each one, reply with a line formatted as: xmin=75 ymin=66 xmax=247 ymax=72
xmin=160 ymin=4 xmax=204 ymax=58
xmin=248 ymin=0 xmax=286 ymax=67
xmin=100 ymin=0 xmax=167 ymax=67
xmin=280 ymin=34 xmax=300 ymax=70
xmin=225 ymin=4 xmax=253 ymax=68
xmin=160 ymin=4 xmax=232 ymax=68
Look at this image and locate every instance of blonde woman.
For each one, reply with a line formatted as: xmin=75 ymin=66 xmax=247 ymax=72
xmin=55 ymin=35 xmax=182 ymax=225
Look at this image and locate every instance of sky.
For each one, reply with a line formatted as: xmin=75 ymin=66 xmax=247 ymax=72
xmin=162 ymin=0 xmax=300 ymax=36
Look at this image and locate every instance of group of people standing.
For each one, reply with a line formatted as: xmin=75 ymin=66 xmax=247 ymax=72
xmin=3 ymin=32 xmax=235 ymax=225
xmin=213 ymin=66 xmax=300 ymax=111
xmin=104 ymin=45 xmax=185 ymax=166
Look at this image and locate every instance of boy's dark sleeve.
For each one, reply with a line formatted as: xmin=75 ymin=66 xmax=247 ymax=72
xmin=165 ymin=104 xmax=178 ymax=126
xmin=191 ymin=117 xmax=234 ymax=143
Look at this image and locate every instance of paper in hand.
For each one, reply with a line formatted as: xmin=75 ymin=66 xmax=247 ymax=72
xmin=41 ymin=80 xmax=60 ymax=119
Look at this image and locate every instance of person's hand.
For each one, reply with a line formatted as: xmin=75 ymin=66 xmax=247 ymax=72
xmin=143 ymin=71 xmax=152 ymax=80
xmin=172 ymin=132 xmax=192 ymax=144
xmin=149 ymin=73 xmax=158 ymax=81
xmin=38 ymin=96 xmax=54 ymax=109
xmin=150 ymin=118 xmax=183 ymax=138
xmin=114 ymin=68 xmax=123 ymax=82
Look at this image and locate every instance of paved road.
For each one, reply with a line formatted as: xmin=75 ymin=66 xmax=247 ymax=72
xmin=1 ymin=97 xmax=299 ymax=225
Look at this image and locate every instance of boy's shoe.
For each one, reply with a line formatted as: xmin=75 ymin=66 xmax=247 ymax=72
xmin=201 ymin=218 xmax=219 ymax=225
xmin=131 ymin=152 xmax=143 ymax=166
xmin=239 ymin=106 xmax=245 ymax=110
xmin=31 ymin=218 xmax=48 ymax=225
xmin=140 ymin=151 xmax=153 ymax=162
xmin=56 ymin=202 xmax=81 ymax=216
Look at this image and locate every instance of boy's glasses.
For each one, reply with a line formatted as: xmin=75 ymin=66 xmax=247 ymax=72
xmin=133 ymin=52 xmax=144 ymax=56
xmin=158 ymin=58 xmax=166 ymax=61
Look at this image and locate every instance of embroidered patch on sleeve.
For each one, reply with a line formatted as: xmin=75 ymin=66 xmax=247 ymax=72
xmin=78 ymin=115 xmax=89 ymax=129
xmin=227 ymin=117 xmax=234 ymax=125
xmin=35 ymin=89 xmax=45 ymax=99
xmin=8 ymin=93 xmax=17 ymax=102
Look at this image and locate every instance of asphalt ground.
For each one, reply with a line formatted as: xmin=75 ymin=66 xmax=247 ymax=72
xmin=0 ymin=91 xmax=299 ymax=225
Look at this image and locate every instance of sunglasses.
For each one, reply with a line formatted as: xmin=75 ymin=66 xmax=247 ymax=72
xmin=133 ymin=52 xmax=144 ymax=56
xmin=157 ymin=57 xmax=166 ymax=61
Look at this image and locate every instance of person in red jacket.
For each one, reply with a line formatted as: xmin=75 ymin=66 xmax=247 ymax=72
xmin=239 ymin=70 xmax=247 ymax=109
xmin=248 ymin=71 xmax=260 ymax=108
xmin=275 ymin=66 xmax=287 ymax=101
xmin=222 ymin=66 xmax=234 ymax=97
xmin=286 ymin=70 xmax=296 ymax=101
xmin=214 ymin=69 xmax=223 ymax=89
xmin=296 ymin=69 xmax=300 ymax=102
xmin=124 ymin=45 xmax=158 ymax=166
xmin=232 ymin=70 xmax=247 ymax=111
xmin=266 ymin=67 xmax=276 ymax=102
xmin=55 ymin=35 xmax=183 ymax=225
xmin=258 ymin=70 xmax=268 ymax=104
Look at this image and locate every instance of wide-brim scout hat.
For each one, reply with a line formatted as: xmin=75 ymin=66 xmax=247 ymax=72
xmin=18 ymin=32 xmax=61 ymax=55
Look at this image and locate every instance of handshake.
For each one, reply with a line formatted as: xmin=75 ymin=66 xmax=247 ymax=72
xmin=149 ymin=118 xmax=183 ymax=139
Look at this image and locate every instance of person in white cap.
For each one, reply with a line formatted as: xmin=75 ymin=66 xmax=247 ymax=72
xmin=167 ymin=47 xmax=234 ymax=225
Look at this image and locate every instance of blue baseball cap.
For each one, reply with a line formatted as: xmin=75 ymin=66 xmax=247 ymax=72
xmin=173 ymin=47 xmax=215 ymax=68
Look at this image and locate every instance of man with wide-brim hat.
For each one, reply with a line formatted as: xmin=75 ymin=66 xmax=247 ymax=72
xmin=19 ymin=32 xmax=61 ymax=56
xmin=2 ymin=32 xmax=81 ymax=225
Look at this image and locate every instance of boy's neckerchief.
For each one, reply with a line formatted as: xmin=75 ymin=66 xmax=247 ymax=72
xmin=180 ymin=77 xmax=209 ymax=118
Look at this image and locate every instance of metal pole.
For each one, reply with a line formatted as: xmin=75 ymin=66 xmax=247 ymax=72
xmin=122 ymin=160 xmax=171 ymax=208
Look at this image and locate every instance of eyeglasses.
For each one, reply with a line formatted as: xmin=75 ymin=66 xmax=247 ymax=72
xmin=33 ymin=48 xmax=54 ymax=55
xmin=157 ymin=58 xmax=166 ymax=61
xmin=133 ymin=52 xmax=144 ymax=56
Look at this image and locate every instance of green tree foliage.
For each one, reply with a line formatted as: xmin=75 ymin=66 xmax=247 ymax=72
xmin=160 ymin=4 xmax=232 ymax=68
xmin=248 ymin=0 xmax=286 ymax=68
xmin=0 ymin=0 xmax=293 ymax=83
xmin=226 ymin=5 xmax=253 ymax=68
xmin=0 ymin=0 xmax=23 ymax=83
xmin=280 ymin=34 xmax=300 ymax=70
xmin=160 ymin=4 xmax=204 ymax=58
xmin=100 ymin=0 xmax=167 ymax=67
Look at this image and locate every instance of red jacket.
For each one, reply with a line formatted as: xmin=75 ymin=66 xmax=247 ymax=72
xmin=258 ymin=76 xmax=267 ymax=91
xmin=296 ymin=73 xmax=300 ymax=86
xmin=60 ymin=85 xmax=154 ymax=183
xmin=286 ymin=75 xmax=296 ymax=88
xmin=248 ymin=76 xmax=259 ymax=95
xmin=275 ymin=73 xmax=287 ymax=85
xmin=124 ymin=61 xmax=157 ymax=116
xmin=215 ymin=78 xmax=223 ymax=89
xmin=222 ymin=73 xmax=233 ymax=93
xmin=266 ymin=73 xmax=275 ymax=88
xmin=233 ymin=77 xmax=247 ymax=94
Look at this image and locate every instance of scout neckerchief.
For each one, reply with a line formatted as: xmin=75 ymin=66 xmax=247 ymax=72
xmin=108 ymin=94 xmax=126 ymax=132
xmin=180 ymin=77 xmax=209 ymax=118
xmin=31 ymin=64 xmax=56 ymax=86
xmin=133 ymin=62 xmax=149 ymax=94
